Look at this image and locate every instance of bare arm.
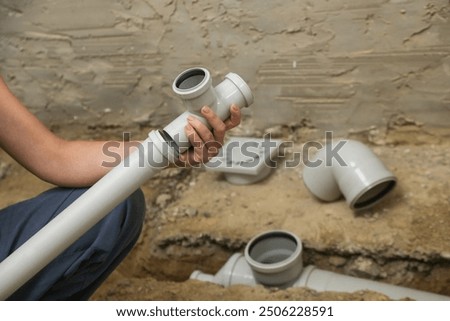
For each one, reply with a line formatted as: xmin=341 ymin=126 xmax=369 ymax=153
xmin=0 ymin=77 xmax=241 ymax=187
xmin=0 ymin=77 xmax=127 ymax=187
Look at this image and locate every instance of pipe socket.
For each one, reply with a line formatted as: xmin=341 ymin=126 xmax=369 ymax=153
xmin=192 ymin=231 xmax=302 ymax=289
xmin=161 ymin=67 xmax=254 ymax=160
xmin=190 ymin=231 xmax=449 ymax=301
xmin=191 ymin=231 xmax=302 ymax=288
xmin=302 ymin=139 xmax=397 ymax=210
xmin=245 ymin=231 xmax=303 ymax=287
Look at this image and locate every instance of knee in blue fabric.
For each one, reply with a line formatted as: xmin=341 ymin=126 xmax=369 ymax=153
xmin=2 ymin=187 xmax=146 ymax=300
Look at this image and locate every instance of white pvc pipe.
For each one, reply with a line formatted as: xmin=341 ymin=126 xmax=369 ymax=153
xmin=190 ymin=231 xmax=449 ymax=301
xmin=0 ymin=67 xmax=253 ymax=300
xmin=0 ymin=137 xmax=164 ymax=300
xmin=294 ymin=265 xmax=447 ymax=301
xmin=302 ymin=140 xmax=397 ymax=210
xmin=191 ymin=253 xmax=257 ymax=287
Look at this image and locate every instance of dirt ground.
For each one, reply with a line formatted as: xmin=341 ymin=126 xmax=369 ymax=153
xmin=0 ymin=121 xmax=449 ymax=301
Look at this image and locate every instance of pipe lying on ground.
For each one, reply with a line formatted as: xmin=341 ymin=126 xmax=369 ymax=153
xmin=302 ymin=140 xmax=397 ymax=210
xmin=0 ymin=67 xmax=253 ymax=300
xmin=191 ymin=230 xmax=449 ymax=301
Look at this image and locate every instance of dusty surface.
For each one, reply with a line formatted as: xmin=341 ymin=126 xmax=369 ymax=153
xmin=1 ymin=124 xmax=448 ymax=301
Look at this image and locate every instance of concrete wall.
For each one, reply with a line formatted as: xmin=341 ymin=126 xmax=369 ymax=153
xmin=0 ymin=0 xmax=449 ymax=133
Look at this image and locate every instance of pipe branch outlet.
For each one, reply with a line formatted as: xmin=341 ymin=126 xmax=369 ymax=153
xmin=190 ymin=231 xmax=449 ymax=301
xmin=302 ymin=140 xmax=397 ymax=210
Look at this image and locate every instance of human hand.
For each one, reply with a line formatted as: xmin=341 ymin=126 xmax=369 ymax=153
xmin=177 ymin=104 xmax=241 ymax=166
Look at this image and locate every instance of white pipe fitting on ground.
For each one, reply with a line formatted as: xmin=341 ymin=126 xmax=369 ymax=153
xmin=0 ymin=67 xmax=253 ymax=300
xmin=190 ymin=231 xmax=449 ymax=301
xmin=302 ymin=139 xmax=397 ymax=210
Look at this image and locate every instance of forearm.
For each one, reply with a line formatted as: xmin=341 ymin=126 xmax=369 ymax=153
xmin=0 ymin=77 xmax=138 ymax=187
xmin=0 ymin=78 xmax=61 ymax=182
xmin=47 ymin=139 xmax=140 ymax=187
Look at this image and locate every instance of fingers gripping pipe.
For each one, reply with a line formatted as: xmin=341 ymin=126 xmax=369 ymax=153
xmin=0 ymin=67 xmax=253 ymax=300
xmin=191 ymin=231 xmax=450 ymax=301
xmin=157 ymin=67 xmax=253 ymax=161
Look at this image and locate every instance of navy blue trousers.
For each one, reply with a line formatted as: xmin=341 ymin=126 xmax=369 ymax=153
xmin=0 ymin=187 xmax=145 ymax=300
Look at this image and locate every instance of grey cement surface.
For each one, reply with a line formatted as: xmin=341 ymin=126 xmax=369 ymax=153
xmin=0 ymin=0 xmax=449 ymax=133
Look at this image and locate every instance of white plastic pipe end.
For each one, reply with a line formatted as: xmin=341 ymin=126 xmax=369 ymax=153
xmin=190 ymin=270 xmax=215 ymax=283
xmin=224 ymin=72 xmax=254 ymax=107
xmin=172 ymin=67 xmax=212 ymax=100
xmin=244 ymin=230 xmax=303 ymax=287
xmin=148 ymin=130 xmax=178 ymax=163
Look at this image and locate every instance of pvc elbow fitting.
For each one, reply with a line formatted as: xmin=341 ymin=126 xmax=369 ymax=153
xmin=302 ymin=139 xmax=397 ymax=210
xmin=160 ymin=67 xmax=254 ymax=159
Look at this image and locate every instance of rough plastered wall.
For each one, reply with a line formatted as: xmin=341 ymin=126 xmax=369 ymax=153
xmin=0 ymin=0 xmax=449 ymax=134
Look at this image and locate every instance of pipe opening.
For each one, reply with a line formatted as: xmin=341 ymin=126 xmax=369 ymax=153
xmin=175 ymin=69 xmax=206 ymax=90
xmin=247 ymin=231 xmax=298 ymax=265
xmin=353 ymin=179 xmax=396 ymax=209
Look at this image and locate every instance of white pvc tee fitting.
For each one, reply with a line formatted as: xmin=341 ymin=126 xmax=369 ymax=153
xmin=190 ymin=230 xmax=450 ymax=300
xmin=157 ymin=67 xmax=253 ymax=160
xmin=191 ymin=230 xmax=303 ymax=288
xmin=302 ymin=139 xmax=397 ymax=210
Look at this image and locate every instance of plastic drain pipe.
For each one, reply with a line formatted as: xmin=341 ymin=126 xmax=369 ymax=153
xmin=0 ymin=67 xmax=253 ymax=300
xmin=302 ymin=140 xmax=397 ymax=210
xmin=190 ymin=231 xmax=449 ymax=301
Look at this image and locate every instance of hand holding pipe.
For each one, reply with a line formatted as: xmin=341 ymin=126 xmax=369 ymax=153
xmin=153 ymin=68 xmax=253 ymax=161
xmin=0 ymin=67 xmax=253 ymax=300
